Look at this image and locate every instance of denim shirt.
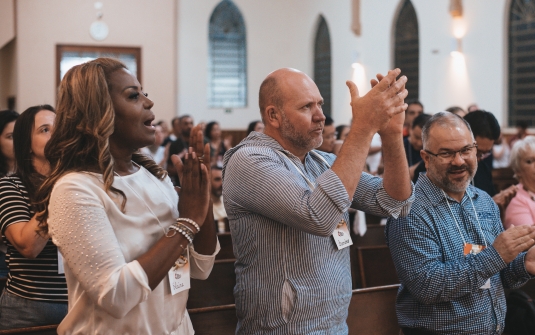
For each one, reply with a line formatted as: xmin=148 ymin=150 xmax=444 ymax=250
xmin=386 ymin=173 xmax=534 ymax=335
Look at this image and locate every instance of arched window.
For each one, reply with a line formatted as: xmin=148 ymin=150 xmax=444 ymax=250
xmin=208 ymin=0 xmax=247 ymax=108
xmin=394 ymin=0 xmax=419 ymax=101
xmin=508 ymin=0 xmax=535 ymax=127
xmin=314 ymin=15 xmax=332 ymax=116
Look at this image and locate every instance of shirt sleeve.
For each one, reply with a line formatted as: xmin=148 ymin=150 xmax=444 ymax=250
xmin=48 ymin=177 xmax=151 ymax=319
xmin=189 ymin=238 xmax=220 ymax=280
xmin=350 ymin=173 xmax=414 ymax=219
xmin=223 ymin=147 xmax=351 ymax=237
xmin=0 ymin=178 xmax=31 ymax=235
xmin=387 ymin=212 xmax=509 ymax=304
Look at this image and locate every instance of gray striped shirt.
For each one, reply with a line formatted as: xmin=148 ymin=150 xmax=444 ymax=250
xmin=222 ymin=132 xmax=413 ymax=334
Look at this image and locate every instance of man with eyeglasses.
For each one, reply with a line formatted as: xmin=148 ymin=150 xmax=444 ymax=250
xmin=387 ymin=112 xmax=535 ymax=335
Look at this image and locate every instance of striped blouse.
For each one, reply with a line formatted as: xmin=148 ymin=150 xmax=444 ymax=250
xmin=222 ymin=132 xmax=413 ymax=334
xmin=0 ymin=176 xmax=67 ymax=302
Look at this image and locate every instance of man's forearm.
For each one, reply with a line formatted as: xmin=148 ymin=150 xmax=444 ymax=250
xmin=331 ymin=125 xmax=375 ymax=198
xmin=381 ymin=133 xmax=412 ymax=201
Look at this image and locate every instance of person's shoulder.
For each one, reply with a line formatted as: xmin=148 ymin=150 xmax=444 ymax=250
xmin=54 ymin=171 xmax=103 ymax=190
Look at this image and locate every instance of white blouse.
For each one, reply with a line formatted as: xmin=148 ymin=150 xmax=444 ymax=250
xmin=48 ymin=167 xmax=219 ymax=335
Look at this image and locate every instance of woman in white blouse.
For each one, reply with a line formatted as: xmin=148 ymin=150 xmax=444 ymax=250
xmin=35 ymin=58 xmax=219 ymax=334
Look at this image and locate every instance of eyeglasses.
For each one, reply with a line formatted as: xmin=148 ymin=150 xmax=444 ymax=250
xmin=424 ymin=143 xmax=477 ymax=161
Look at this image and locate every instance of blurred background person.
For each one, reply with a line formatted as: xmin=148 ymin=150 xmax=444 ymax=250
xmin=0 ymin=105 xmax=67 ymax=330
xmin=493 ymin=134 xmax=511 ymax=169
xmin=404 ymin=113 xmax=431 ymax=180
xmin=211 ymin=166 xmax=228 ymax=233
xmin=333 ymin=124 xmax=350 ymax=155
xmin=402 ymin=99 xmax=423 ymax=137
xmin=510 ymin=120 xmax=529 ymax=148
xmin=504 ymin=136 xmax=535 ymax=228
xmin=446 ymin=106 xmax=468 ymax=118
xmin=0 ymin=110 xmax=19 ymax=279
xmin=247 ymin=120 xmax=264 ymax=134
xmin=317 ymin=116 xmax=336 ymax=153
xmin=467 ymin=103 xmax=479 ymax=112
xmin=140 ymin=124 xmax=166 ymax=167
xmin=205 ymin=121 xmax=231 ymax=166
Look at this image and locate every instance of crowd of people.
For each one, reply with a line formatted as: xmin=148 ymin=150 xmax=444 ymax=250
xmin=0 ymin=57 xmax=533 ymax=334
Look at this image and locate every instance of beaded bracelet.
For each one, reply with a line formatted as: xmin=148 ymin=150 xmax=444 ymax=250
xmin=168 ymin=223 xmax=194 ymax=244
xmin=176 ymin=218 xmax=200 ymax=233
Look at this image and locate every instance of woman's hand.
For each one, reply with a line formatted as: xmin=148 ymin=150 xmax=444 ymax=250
xmin=172 ymin=149 xmax=210 ymax=227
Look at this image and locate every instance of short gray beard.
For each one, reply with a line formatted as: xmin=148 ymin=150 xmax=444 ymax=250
xmin=279 ymin=111 xmax=322 ymax=151
xmin=427 ymin=161 xmax=477 ymax=195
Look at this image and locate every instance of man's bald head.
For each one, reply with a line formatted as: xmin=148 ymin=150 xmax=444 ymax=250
xmin=258 ymin=68 xmax=309 ymax=122
xmin=422 ymin=112 xmax=473 ymax=150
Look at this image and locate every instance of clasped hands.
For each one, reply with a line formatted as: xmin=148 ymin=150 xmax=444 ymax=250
xmin=170 ymin=124 xmax=211 ymax=228
xmin=346 ymin=68 xmax=408 ymax=137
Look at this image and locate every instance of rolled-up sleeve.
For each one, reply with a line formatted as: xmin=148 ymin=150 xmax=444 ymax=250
xmin=48 ymin=180 xmax=151 ymax=319
xmin=189 ymin=238 xmax=220 ymax=280
xmin=350 ymin=172 xmax=414 ymax=219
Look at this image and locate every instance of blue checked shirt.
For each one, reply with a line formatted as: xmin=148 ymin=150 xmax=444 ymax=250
xmin=386 ymin=173 xmax=535 ymax=335
xmin=223 ymin=132 xmax=414 ymax=335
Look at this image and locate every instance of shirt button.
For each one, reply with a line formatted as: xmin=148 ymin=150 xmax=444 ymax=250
xmin=496 ymin=324 xmax=501 ymax=331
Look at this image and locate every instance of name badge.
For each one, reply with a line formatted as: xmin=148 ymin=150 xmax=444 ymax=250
xmin=333 ymin=220 xmax=353 ymax=250
xmin=463 ymin=243 xmax=490 ymax=289
xmin=169 ymin=248 xmax=190 ymax=295
xmin=57 ymin=249 xmax=65 ymax=274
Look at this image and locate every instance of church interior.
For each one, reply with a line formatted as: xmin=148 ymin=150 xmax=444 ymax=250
xmin=0 ymin=0 xmax=535 ymax=334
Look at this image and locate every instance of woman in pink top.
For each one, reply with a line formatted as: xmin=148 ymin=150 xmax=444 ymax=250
xmin=504 ymin=136 xmax=535 ymax=228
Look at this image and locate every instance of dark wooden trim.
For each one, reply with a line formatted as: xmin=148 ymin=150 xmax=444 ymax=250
xmin=0 ymin=325 xmax=58 ymax=334
xmin=188 ymin=304 xmax=236 ymax=314
xmin=214 ymin=258 xmax=235 ymax=264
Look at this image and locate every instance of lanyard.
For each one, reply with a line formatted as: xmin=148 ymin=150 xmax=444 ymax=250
xmin=442 ymin=190 xmax=487 ymax=248
xmin=276 ymin=150 xmax=330 ymax=191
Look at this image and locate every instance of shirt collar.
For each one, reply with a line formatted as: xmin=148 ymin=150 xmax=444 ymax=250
xmin=418 ymin=173 xmax=480 ymax=207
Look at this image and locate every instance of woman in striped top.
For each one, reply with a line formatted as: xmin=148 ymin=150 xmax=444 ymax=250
xmin=0 ymin=105 xmax=67 ymax=330
xmin=0 ymin=109 xmax=19 ymax=279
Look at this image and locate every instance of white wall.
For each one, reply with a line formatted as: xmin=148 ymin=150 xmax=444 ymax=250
xmin=15 ymin=0 xmax=177 ymax=122
xmin=177 ymin=0 xmax=511 ymax=129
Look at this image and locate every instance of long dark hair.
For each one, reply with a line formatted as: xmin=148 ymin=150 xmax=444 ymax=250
xmin=247 ymin=121 xmax=261 ymax=134
xmin=204 ymin=121 xmax=219 ymax=140
xmin=0 ymin=110 xmax=19 ymax=176
xmin=13 ymin=105 xmax=55 ymax=204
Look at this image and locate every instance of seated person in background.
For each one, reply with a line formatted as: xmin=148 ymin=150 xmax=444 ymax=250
xmin=333 ymin=124 xmax=350 ymax=155
xmin=387 ymin=112 xmax=535 ymax=335
xmin=211 ymin=166 xmax=228 ymax=233
xmin=402 ymin=99 xmax=424 ymax=137
xmin=403 ymin=113 xmax=431 ymax=179
xmin=317 ymin=116 xmax=336 ymax=153
xmin=446 ymin=105 xmax=468 ymax=118
xmin=140 ymin=124 xmax=166 ymax=167
xmin=505 ymin=136 xmax=535 ymax=228
xmin=509 ymin=120 xmax=529 ymax=148
xmin=247 ymin=120 xmax=265 ymax=134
